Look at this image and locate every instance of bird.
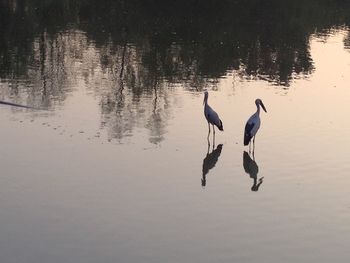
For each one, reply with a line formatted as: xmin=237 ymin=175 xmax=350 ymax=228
xmin=244 ymin=99 xmax=267 ymax=152
xmin=203 ymin=91 xmax=223 ymax=142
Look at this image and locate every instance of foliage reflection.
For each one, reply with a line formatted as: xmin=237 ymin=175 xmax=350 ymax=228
xmin=1 ymin=0 xmax=350 ymax=142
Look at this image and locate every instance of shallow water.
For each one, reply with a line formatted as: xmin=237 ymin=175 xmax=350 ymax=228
xmin=1 ymin=2 xmax=350 ymax=263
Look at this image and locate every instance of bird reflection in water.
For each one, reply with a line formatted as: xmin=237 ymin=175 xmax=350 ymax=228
xmin=243 ymin=151 xmax=264 ymax=191
xmin=202 ymin=143 xmax=223 ymax=187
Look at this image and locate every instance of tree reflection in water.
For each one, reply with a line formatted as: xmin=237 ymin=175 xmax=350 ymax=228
xmin=1 ymin=0 xmax=350 ymax=142
xmin=344 ymin=31 xmax=350 ymax=51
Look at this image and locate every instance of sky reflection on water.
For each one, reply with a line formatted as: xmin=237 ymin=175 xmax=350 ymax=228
xmin=1 ymin=1 xmax=350 ymax=263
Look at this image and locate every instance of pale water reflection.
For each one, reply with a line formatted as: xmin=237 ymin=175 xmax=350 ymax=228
xmin=1 ymin=1 xmax=350 ymax=263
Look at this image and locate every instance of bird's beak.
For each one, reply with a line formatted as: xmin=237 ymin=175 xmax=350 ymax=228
xmin=260 ymin=102 xmax=267 ymax=112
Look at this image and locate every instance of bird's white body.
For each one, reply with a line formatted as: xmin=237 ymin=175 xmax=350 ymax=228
xmin=203 ymin=91 xmax=223 ymax=132
xmin=246 ymin=112 xmax=261 ymax=138
xmin=204 ymin=104 xmax=222 ymax=128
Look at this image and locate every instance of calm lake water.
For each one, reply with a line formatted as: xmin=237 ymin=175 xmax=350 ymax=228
xmin=1 ymin=1 xmax=350 ymax=263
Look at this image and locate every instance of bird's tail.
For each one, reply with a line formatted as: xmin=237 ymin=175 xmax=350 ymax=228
xmin=244 ymin=133 xmax=252 ymax=145
xmin=218 ymin=120 xmax=224 ymax=131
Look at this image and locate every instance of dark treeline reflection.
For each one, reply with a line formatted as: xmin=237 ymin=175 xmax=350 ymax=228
xmin=1 ymin=0 xmax=350 ymax=141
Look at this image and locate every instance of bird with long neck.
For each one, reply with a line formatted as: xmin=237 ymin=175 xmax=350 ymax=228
xmin=244 ymin=99 xmax=267 ymax=153
xmin=203 ymin=91 xmax=223 ymax=143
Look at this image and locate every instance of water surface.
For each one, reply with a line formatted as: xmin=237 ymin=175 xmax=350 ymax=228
xmin=1 ymin=1 xmax=350 ymax=263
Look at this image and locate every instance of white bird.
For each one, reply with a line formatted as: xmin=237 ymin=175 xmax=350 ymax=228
xmin=244 ymin=99 xmax=267 ymax=150
xmin=203 ymin=91 xmax=223 ymax=139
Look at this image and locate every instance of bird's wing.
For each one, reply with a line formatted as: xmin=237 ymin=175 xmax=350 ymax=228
xmin=244 ymin=116 xmax=256 ymax=136
xmin=250 ymin=115 xmax=260 ymax=136
xmin=244 ymin=115 xmax=257 ymax=145
xmin=206 ymin=106 xmax=221 ymax=127
xmin=243 ymin=122 xmax=254 ymax=145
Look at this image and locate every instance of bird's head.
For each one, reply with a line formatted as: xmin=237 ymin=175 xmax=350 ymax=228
xmin=255 ymin=98 xmax=267 ymax=113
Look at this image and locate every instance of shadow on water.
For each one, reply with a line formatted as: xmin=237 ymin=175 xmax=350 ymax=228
xmin=1 ymin=0 xmax=350 ymax=141
xmin=202 ymin=143 xmax=223 ymax=188
xmin=243 ymin=151 xmax=264 ymax=192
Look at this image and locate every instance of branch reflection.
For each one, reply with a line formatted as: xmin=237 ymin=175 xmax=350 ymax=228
xmin=1 ymin=0 xmax=350 ymax=142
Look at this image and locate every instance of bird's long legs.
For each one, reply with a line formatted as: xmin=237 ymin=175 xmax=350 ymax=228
xmin=248 ymin=136 xmax=256 ymax=157
xmin=207 ymin=122 xmax=211 ymax=146
xmin=252 ymin=136 xmax=256 ymax=157
xmin=207 ymin=141 xmax=210 ymax=155
xmin=207 ymin=123 xmax=217 ymax=147
xmin=212 ymin=125 xmax=216 ymax=148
